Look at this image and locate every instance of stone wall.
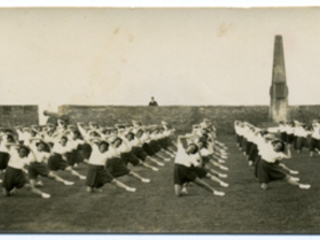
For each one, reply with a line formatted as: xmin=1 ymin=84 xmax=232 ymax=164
xmin=58 ymin=105 xmax=270 ymax=135
xmin=0 ymin=105 xmax=39 ymax=128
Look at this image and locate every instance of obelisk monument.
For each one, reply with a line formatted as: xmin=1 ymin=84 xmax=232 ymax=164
xmin=269 ymin=35 xmax=289 ymax=123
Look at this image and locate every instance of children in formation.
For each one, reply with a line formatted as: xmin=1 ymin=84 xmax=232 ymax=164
xmin=0 ymin=117 xmax=177 ymax=198
xmin=234 ymin=120 xmax=311 ymax=190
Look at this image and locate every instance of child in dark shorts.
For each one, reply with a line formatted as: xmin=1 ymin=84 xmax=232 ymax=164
xmin=2 ymin=144 xmax=51 ymax=199
xmin=173 ymin=136 xmax=225 ymax=197
xmin=256 ymin=138 xmax=311 ymax=190
xmin=85 ymin=140 xmax=136 ymax=193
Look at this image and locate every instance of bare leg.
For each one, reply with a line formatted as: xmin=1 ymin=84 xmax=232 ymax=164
xmin=284 ymin=176 xmax=311 ymax=189
xmin=174 ymin=184 xmax=183 ymax=197
xmin=206 ymin=167 xmax=228 ymax=178
xmin=128 ymin=171 xmax=150 ymax=183
xmin=209 ymin=159 xmax=228 ymax=171
xmin=206 ymin=173 xmax=229 ymax=187
xmin=48 ymin=171 xmax=74 ymax=185
xmin=111 ymin=179 xmax=136 ymax=192
xmin=193 ymin=178 xmax=225 ymax=196
xmin=24 ymin=183 xmax=51 ymax=198
xmin=65 ymin=166 xmax=86 ymax=179
xmin=146 ymin=156 xmax=164 ymax=167
xmin=139 ymin=160 xmax=159 ymax=172
xmin=278 ymin=163 xmax=299 ymax=175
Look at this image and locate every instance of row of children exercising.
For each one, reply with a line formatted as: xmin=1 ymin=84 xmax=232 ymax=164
xmin=234 ymin=120 xmax=311 ymax=190
xmin=0 ymin=120 xmax=177 ymax=198
xmin=173 ymin=119 xmax=230 ymax=197
xmin=274 ymin=120 xmax=320 ymax=157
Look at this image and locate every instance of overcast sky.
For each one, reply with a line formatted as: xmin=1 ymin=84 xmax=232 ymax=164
xmin=1 ymin=7 xmax=320 ymax=111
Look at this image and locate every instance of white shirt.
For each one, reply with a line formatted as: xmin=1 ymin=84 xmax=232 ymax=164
xmin=0 ymin=138 xmax=9 ymax=153
xmin=52 ymin=140 xmax=70 ymax=155
xmin=88 ymin=144 xmax=109 ymax=166
xmin=28 ymin=149 xmax=50 ymax=163
xmin=174 ymin=143 xmax=200 ymax=167
xmin=295 ymin=126 xmax=310 ymax=138
xmin=8 ymin=148 xmax=29 ymax=169
xmin=312 ymin=125 xmax=320 ymax=140
xmin=260 ymin=144 xmax=286 ymax=163
xmin=279 ymin=125 xmax=287 ymax=133
xmin=286 ymin=125 xmax=294 ymax=134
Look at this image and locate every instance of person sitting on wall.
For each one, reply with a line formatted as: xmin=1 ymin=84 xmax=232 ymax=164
xmin=148 ymin=97 xmax=158 ymax=107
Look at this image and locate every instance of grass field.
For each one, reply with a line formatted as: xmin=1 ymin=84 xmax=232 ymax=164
xmin=1 ymin=135 xmax=320 ymax=233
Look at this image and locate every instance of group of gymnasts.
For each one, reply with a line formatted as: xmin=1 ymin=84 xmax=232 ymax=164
xmin=0 ymin=118 xmax=177 ymax=198
xmin=234 ymin=120 xmax=311 ymax=190
xmin=173 ymin=118 xmax=230 ymax=197
xmin=274 ymin=120 xmax=320 ymax=157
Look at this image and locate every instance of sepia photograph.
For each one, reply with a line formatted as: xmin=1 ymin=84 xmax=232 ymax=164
xmin=1 ymin=2 xmax=320 ymax=234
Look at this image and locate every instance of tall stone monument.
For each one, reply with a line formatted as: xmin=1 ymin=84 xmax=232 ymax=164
xmin=269 ymin=35 xmax=289 ymax=123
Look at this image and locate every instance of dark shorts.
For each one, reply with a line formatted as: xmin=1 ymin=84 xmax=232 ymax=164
xmin=296 ymin=137 xmax=307 ymax=151
xmin=280 ymin=132 xmax=287 ymax=142
xmin=256 ymin=159 xmax=286 ymax=183
xmin=246 ymin=141 xmax=253 ymax=155
xmin=248 ymin=143 xmax=258 ymax=162
xmin=190 ymin=166 xmax=208 ymax=179
xmin=106 ymin=157 xmax=130 ymax=178
xmin=3 ymin=167 xmax=28 ymax=191
xmin=149 ymin=140 xmax=161 ymax=153
xmin=142 ymin=143 xmax=156 ymax=156
xmin=0 ymin=152 xmax=10 ymax=170
xmin=80 ymin=143 xmax=92 ymax=160
xmin=28 ymin=162 xmax=50 ymax=179
xmin=121 ymin=152 xmax=140 ymax=166
xmin=201 ymin=156 xmax=211 ymax=167
xmin=66 ymin=151 xmax=77 ymax=166
xmin=131 ymin=147 xmax=148 ymax=161
xmin=174 ymin=164 xmax=198 ymax=185
xmin=286 ymin=134 xmax=294 ymax=144
xmin=48 ymin=154 xmax=68 ymax=171
xmin=310 ymin=138 xmax=320 ymax=151
xmin=241 ymin=138 xmax=247 ymax=151
xmin=85 ymin=164 xmax=114 ymax=188
xmin=158 ymin=138 xmax=169 ymax=149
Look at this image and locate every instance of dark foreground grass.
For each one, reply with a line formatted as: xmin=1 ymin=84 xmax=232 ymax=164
xmin=1 ymin=135 xmax=320 ymax=233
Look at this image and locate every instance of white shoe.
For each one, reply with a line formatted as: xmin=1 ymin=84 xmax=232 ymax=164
xmin=261 ymin=183 xmax=268 ymax=190
xmin=248 ymin=161 xmax=253 ymax=166
xmin=181 ymin=187 xmax=188 ymax=195
xmin=152 ymin=167 xmax=159 ymax=172
xmin=36 ymin=180 xmax=44 ymax=187
xmin=164 ymin=158 xmax=171 ymax=162
xmin=220 ymin=182 xmax=229 ymax=188
xmin=299 ymin=184 xmax=311 ymax=189
xmin=64 ymin=181 xmax=74 ymax=186
xmin=141 ymin=178 xmax=150 ymax=183
xmin=218 ymin=159 xmax=226 ymax=164
xmin=220 ymin=166 xmax=229 ymax=171
xmin=79 ymin=175 xmax=86 ymax=180
xmin=41 ymin=193 xmax=51 ymax=199
xmin=157 ymin=162 xmax=165 ymax=167
xmin=291 ymin=177 xmax=300 ymax=181
xmin=0 ymin=179 xmax=3 ymax=183
xmin=214 ymin=191 xmax=225 ymax=196
xmin=95 ymin=188 xmax=103 ymax=193
xmin=290 ymin=170 xmax=299 ymax=175
xmin=218 ymin=173 xmax=228 ymax=178
xmin=126 ymin=187 xmax=137 ymax=192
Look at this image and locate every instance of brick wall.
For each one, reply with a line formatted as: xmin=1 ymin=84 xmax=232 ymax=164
xmin=0 ymin=105 xmax=39 ymax=128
